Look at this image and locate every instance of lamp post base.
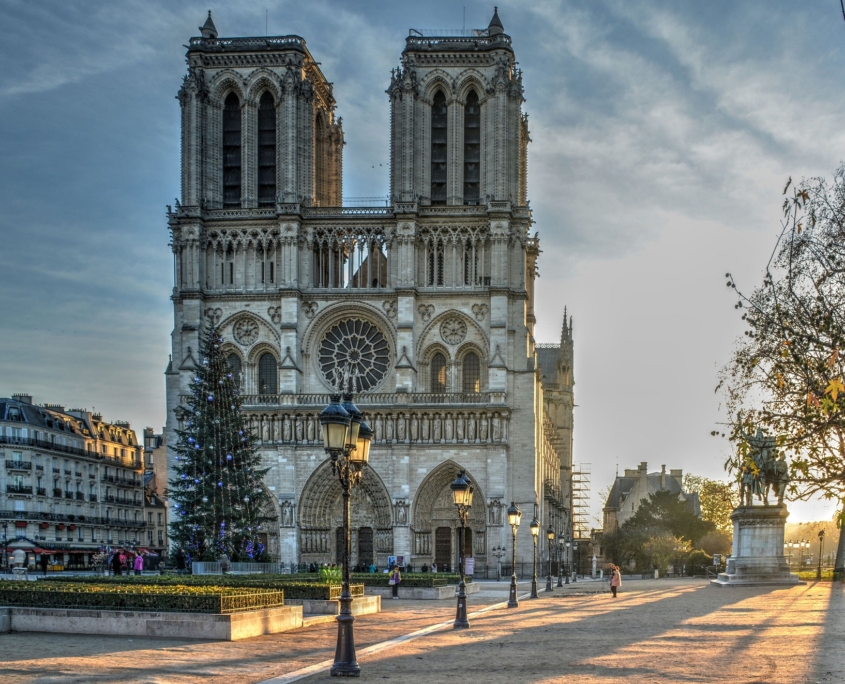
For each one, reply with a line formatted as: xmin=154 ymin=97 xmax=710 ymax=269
xmin=545 ymin=574 xmax=553 ymax=592
xmin=454 ymin=580 xmax=470 ymax=628
xmin=507 ymin=574 xmax=519 ymax=608
xmin=331 ymin=595 xmax=360 ymax=677
xmin=530 ymin=578 xmax=539 ymax=599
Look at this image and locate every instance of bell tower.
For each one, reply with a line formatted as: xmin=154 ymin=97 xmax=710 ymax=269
xmin=388 ymin=8 xmax=529 ymax=206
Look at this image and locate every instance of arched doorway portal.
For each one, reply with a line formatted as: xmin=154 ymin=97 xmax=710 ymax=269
xmin=298 ymin=460 xmax=393 ymax=567
xmin=412 ymin=461 xmax=486 ymax=571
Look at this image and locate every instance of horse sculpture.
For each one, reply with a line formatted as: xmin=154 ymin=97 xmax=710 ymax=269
xmin=738 ymin=423 xmax=788 ymax=506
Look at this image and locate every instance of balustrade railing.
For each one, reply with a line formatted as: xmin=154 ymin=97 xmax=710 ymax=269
xmin=236 ymin=391 xmax=506 ymax=408
xmin=5 ymin=460 xmax=31 ymax=470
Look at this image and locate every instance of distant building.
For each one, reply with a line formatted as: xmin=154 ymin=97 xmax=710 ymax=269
xmin=602 ymin=462 xmax=700 ymax=534
xmin=0 ymin=394 xmax=146 ymax=569
xmin=143 ymin=429 xmax=169 ymax=559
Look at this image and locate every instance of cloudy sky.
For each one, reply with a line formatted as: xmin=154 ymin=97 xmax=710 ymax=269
xmin=1 ymin=0 xmax=844 ymax=524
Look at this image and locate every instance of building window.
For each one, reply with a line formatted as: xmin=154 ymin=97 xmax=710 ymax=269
xmin=148 ymin=512 xmax=153 ymax=525
xmin=158 ymin=530 xmax=164 ymax=545
xmin=226 ymin=353 xmax=242 ymax=387
xmin=223 ymin=92 xmax=242 ymax=207
xmin=258 ymin=353 xmax=277 ymax=395
xmin=431 ymin=353 xmax=447 ymax=393
xmin=157 ymin=513 xmax=163 ymax=525
xmin=14 ymin=499 xmax=25 ymax=512
xmin=257 ymin=91 xmax=276 ymax=206
xmin=463 ymin=90 xmax=480 ymax=204
xmin=431 ymin=90 xmax=448 ymax=204
xmin=462 ymin=352 xmax=481 ymax=393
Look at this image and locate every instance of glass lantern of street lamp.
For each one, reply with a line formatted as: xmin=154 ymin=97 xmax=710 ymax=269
xmin=341 ymin=394 xmax=363 ymax=447
xmin=507 ymin=502 xmax=522 ymax=527
xmin=350 ymin=419 xmax=373 ymax=465
xmin=318 ymin=395 xmax=350 ymax=452
xmin=450 ymin=471 xmax=474 ymax=507
xmin=546 ymin=524 xmax=555 ymax=542
xmin=530 ymin=517 xmax=540 ymax=538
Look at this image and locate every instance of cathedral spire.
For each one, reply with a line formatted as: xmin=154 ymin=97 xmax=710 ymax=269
xmin=488 ymin=6 xmax=505 ymax=36
xmin=200 ymin=10 xmax=218 ymax=40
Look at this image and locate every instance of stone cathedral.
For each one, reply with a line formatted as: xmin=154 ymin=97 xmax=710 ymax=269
xmin=165 ymin=9 xmax=575 ymax=571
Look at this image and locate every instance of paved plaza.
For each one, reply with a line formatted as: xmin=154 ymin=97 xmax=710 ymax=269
xmin=0 ymin=578 xmax=842 ymax=683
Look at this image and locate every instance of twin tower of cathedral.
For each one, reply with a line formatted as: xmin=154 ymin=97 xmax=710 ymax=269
xmin=165 ymin=9 xmax=575 ymax=569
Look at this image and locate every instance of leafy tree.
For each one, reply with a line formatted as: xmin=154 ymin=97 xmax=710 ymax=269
xmin=624 ymin=490 xmax=715 ymax=546
xmin=718 ymin=167 xmax=845 ymax=572
xmin=642 ymin=533 xmax=689 ymax=575
xmin=683 ymin=475 xmax=738 ymax=534
xmin=698 ymin=530 xmax=732 ymax=556
xmin=169 ymin=326 xmax=276 ymax=562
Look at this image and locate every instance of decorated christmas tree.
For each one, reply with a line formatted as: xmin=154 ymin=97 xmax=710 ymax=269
xmin=169 ymin=326 xmax=275 ymax=561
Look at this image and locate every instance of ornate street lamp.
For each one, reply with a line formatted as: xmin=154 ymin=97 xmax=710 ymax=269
xmin=557 ymin=536 xmax=564 ymax=587
xmin=319 ymin=393 xmax=372 ymax=678
xmin=450 ymin=471 xmax=474 ymax=629
xmin=529 ymin=516 xmax=540 ymax=598
xmin=506 ymin=502 xmax=521 ymax=608
xmin=545 ymin=524 xmax=555 ymax=592
xmin=817 ymin=530 xmax=826 ymax=581
xmin=573 ymin=541 xmax=579 ymax=582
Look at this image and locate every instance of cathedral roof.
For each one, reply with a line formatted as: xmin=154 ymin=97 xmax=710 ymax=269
xmin=536 ymin=345 xmax=560 ymax=388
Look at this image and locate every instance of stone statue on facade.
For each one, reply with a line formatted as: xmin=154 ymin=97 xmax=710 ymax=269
xmin=283 ymin=415 xmax=292 ymax=442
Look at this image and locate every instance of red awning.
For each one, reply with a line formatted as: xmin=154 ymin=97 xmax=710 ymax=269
xmin=14 ymin=521 xmax=27 ymax=527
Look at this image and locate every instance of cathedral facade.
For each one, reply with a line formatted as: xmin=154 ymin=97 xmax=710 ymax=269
xmin=165 ymin=10 xmax=575 ymax=571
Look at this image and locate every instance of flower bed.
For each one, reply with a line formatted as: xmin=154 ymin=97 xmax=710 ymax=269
xmin=39 ymin=575 xmax=364 ymax=600
xmin=0 ymin=581 xmax=284 ymax=614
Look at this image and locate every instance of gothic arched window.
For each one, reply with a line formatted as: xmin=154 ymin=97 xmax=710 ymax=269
xmin=257 ymin=92 xmax=276 ymax=206
xmin=258 ymin=353 xmax=277 ymax=395
xmin=223 ymin=93 xmax=242 ymax=207
xmin=226 ymin=353 xmax=242 ymax=388
xmin=431 ymin=353 xmax=447 ymax=393
xmin=462 ymin=352 xmax=481 ymax=393
xmin=431 ymin=90 xmax=448 ymax=205
xmin=463 ymin=90 xmax=480 ymax=205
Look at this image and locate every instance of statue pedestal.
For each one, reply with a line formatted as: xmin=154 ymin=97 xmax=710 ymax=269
xmin=711 ymin=505 xmax=802 ymax=587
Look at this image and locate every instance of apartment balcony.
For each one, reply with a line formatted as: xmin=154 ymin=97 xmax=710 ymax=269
xmin=36 ymin=487 xmax=46 ymax=496
xmin=52 ymin=467 xmax=60 ymax=474
xmin=5 ymin=460 xmax=32 ymax=471
xmin=64 ymin=492 xmax=74 ymax=500
xmin=74 ymin=472 xmax=82 ymax=478
xmin=63 ymin=469 xmax=71 ymax=476
xmin=35 ymin=464 xmax=44 ymax=472
xmin=89 ymin=494 xmax=98 ymax=502
xmin=88 ymin=473 xmax=95 ymax=479
xmin=53 ymin=488 xmax=62 ymax=497
xmin=75 ymin=492 xmax=85 ymax=501
xmin=0 ymin=434 xmax=88 ymax=458
xmin=6 ymin=484 xmax=32 ymax=495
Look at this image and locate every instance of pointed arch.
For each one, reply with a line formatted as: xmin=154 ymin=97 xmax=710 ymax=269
xmin=257 ymin=91 xmax=277 ymax=206
xmin=223 ymin=92 xmax=242 ymax=207
xmin=431 ymin=89 xmax=448 ymax=205
xmin=463 ymin=89 xmax=481 ymax=205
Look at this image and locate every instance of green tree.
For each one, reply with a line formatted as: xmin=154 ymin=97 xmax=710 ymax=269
xmin=624 ymin=490 xmax=715 ymax=546
xmin=169 ymin=326 xmax=276 ymax=562
xmin=719 ymin=167 xmax=845 ymax=572
xmin=642 ymin=533 xmax=689 ymax=576
xmin=683 ymin=475 xmax=738 ymax=534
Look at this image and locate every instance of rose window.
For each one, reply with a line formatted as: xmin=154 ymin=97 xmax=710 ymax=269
xmin=319 ymin=319 xmax=390 ymax=392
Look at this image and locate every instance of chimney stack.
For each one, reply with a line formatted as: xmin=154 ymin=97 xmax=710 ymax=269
xmin=12 ymin=393 xmax=32 ymax=405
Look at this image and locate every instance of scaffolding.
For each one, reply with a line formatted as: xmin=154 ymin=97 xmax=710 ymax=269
xmin=571 ymin=462 xmax=591 ymax=540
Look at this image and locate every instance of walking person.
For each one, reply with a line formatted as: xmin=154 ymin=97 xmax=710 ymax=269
xmin=112 ymin=552 xmax=123 ymax=576
xmin=609 ymin=565 xmax=621 ymax=598
xmin=133 ymin=553 xmax=144 ymax=576
xmin=389 ymin=565 xmax=401 ymax=599
xmin=39 ymin=553 xmax=49 ymax=577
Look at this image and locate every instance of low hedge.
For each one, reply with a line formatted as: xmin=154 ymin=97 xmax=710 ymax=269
xmin=0 ymin=581 xmax=283 ymax=614
xmin=39 ymin=575 xmax=364 ymax=600
xmin=350 ymin=573 xmax=465 ymax=588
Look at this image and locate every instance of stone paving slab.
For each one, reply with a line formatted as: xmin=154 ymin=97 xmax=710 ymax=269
xmin=0 ymin=579 xmax=841 ymax=683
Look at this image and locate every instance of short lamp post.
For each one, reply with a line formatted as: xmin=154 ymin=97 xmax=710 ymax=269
xmin=450 ymin=471 xmax=474 ymax=629
xmin=557 ymin=537 xmax=564 ymax=587
xmin=573 ymin=542 xmax=579 ymax=582
xmin=319 ymin=393 xmax=373 ymax=678
xmin=506 ymin=502 xmax=521 ymax=608
xmin=565 ymin=539 xmax=571 ymax=584
xmin=529 ymin=516 xmax=540 ymax=598
xmin=491 ymin=545 xmax=507 ymax=581
xmin=545 ymin=525 xmax=555 ymax=592
xmin=817 ymin=530 xmax=826 ymax=581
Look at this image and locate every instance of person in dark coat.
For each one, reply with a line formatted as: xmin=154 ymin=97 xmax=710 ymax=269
xmin=112 ymin=553 xmax=123 ymax=576
xmin=39 ymin=554 xmax=49 ymax=577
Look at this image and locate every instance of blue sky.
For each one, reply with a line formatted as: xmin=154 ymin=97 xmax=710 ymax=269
xmin=1 ymin=0 xmax=844 ymax=523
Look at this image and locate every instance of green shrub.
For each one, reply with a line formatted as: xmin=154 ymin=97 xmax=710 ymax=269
xmin=38 ymin=575 xmax=364 ymax=599
xmin=0 ymin=581 xmax=283 ymax=614
xmin=349 ymin=572 xmax=462 ymax=587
